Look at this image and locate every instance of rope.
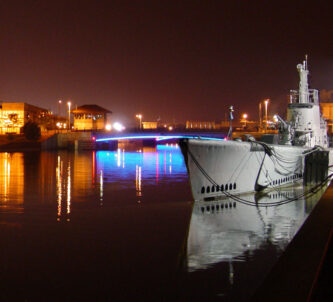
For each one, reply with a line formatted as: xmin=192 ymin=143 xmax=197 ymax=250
xmin=187 ymin=146 xmax=332 ymax=208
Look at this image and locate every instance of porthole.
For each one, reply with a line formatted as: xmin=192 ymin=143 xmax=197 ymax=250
xmin=212 ymin=186 xmax=215 ymax=193
xmin=233 ymin=183 xmax=236 ymax=190
xmin=201 ymin=187 xmax=205 ymax=194
xmin=229 ymin=183 xmax=232 ymax=190
xmin=221 ymin=185 xmax=224 ymax=191
xmin=207 ymin=186 xmax=210 ymax=193
xmin=225 ymin=185 xmax=228 ymax=191
xmin=216 ymin=185 xmax=220 ymax=192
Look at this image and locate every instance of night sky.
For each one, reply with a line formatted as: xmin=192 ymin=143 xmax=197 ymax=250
xmin=0 ymin=1 xmax=332 ymax=125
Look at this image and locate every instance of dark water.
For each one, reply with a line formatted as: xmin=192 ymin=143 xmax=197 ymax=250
xmin=0 ymin=144 xmax=326 ymax=301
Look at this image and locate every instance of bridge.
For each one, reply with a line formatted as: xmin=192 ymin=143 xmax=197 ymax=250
xmin=41 ymin=130 xmax=240 ymax=150
xmin=92 ymin=131 xmax=227 ymax=149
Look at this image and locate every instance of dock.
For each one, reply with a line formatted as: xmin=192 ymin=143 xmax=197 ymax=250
xmin=252 ymin=180 xmax=333 ymax=301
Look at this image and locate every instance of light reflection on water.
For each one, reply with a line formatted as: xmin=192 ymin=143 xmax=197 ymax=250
xmin=183 ymin=184 xmax=328 ymax=301
xmin=0 ymin=144 xmax=188 ymax=214
xmin=187 ymin=185 xmax=320 ymax=270
xmin=0 ymin=145 xmax=329 ymax=301
xmin=0 ymin=152 xmax=24 ymax=208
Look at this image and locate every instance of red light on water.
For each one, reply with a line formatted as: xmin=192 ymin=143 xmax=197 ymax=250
xmin=92 ymin=136 xmax=96 ymax=141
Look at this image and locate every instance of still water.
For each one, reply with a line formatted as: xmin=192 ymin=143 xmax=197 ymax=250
xmin=0 ymin=144 xmax=326 ymax=301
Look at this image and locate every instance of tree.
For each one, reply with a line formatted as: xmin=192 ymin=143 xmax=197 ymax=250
xmin=21 ymin=122 xmax=41 ymax=141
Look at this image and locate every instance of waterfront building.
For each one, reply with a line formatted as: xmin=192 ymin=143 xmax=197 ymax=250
xmin=186 ymin=121 xmax=216 ymax=129
xmin=185 ymin=120 xmax=243 ymax=130
xmin=319 ymin=89 xmax=333 ymax=134
xmin=0 ymin=102 xmax=52 ymax=134
xmin=141 ymin=121 xmax=177 ymax=130
xmin=320 ymin=103 xmax=333 ymax=134
xmin=72 ymin=105 xmax=112 ymax=131
xmin=142 ymin=121 xmax=158 ymax=129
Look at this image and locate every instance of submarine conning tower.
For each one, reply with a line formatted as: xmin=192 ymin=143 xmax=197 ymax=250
xmin=285 ymin=56 xmax=328 ymax=148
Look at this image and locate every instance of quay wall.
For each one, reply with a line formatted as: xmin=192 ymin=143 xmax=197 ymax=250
xmin=252 ymin=181 xmax=333 ymax=301
xmin=42 ymin=132 xmax=94 ymax=150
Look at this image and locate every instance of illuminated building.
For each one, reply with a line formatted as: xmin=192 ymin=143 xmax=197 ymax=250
xmin=0 ymin=102 xmax=52 ymax=134
xmin=319 ymin=89 xmax=333 ymax=134
xmin=142 ymin=121 xmax=158 ymax=129
xmin=186 ymin=121 xmax=216 ymax=129
xmin=72 ymin=105 xmax=112 ymax=131
xmin=141 ymin=121 xmax=175 ymax=130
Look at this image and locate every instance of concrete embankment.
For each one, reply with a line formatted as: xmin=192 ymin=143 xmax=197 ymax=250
xmin=252 ymin=182 xmax=333 ymax=301
xmin=41 ymin=132 xmax=95 ymax=150
xmin=0 ymin=132 xmax=98 ymax=151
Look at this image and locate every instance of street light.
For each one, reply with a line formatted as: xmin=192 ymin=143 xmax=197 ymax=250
xmin=242 ymin=113 xmax=248 ymax=128
xmin=136 ymin=114 xmax=142 ymax=130
xmin=264 ymin=99 xmax=269 ymax=131
xmin=67 ymin=101 xmax=71 ymax=130
xmin=58 ymin=100 xmax=62 ymax=116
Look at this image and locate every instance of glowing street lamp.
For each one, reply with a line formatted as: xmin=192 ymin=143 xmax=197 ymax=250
xmin=67 ymin=101 xmax=71 ymax=130
xmin=113 ymin=122 xmax=125 ymax=131
xmin=242 ymin=113 xmax=248 ymax=128
xmin=136 ymin=114 xmax=142 ymax=130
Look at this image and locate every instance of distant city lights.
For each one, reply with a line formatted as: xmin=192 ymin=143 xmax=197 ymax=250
xmin=113 ymin=122 xmax=125 ymax=131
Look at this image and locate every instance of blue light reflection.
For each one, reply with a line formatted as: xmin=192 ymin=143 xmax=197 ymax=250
xmin=95 ymin=144 xmax=188 ymax=190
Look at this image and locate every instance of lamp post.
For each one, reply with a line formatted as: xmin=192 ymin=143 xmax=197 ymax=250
xmin=58 ymin=100 xmax=62 ymax=116
xmin=67 ymin=101 xmax=71 ymax=130
xmin=264 ymin=99 xmax=269 ymax=132
xmin=258 ymin=102 xmax=262 ymax=131
xmin=136 ymin=114 xmax=142 ymax=130
xmin=242 ymin=113 xmax=248 ymax=128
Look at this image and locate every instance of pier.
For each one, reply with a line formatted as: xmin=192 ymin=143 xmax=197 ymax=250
xmin=252 ymin=180 xmax=333 ymax=301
